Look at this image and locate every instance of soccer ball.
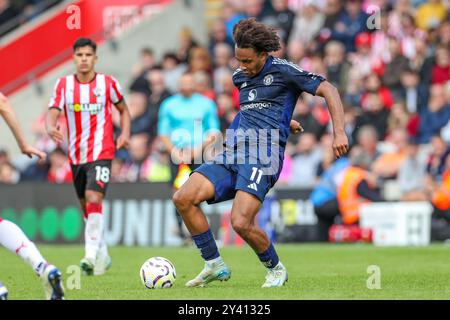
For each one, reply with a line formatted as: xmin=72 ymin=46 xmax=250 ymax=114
xmin=139 ymin=257 xmax=176 ymax=289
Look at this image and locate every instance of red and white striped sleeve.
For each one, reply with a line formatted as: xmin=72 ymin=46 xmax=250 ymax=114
xmin=109 ymin=76 xmax=124 ymax=104
xmin=48 ymin=77 xmax=66 ymax=110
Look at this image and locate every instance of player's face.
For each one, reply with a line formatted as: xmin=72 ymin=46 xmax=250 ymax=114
xmin=74 ymin=46 xmax=97 ymax=74
xmin=235 ymin=47 xmax=267 ymax=77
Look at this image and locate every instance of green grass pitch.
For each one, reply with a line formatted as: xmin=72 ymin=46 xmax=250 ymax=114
xmin=1 ymin=244 xmax=450 ymax=300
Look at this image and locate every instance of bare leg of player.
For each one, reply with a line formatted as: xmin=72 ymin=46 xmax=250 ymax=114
xmin=79 ymin=190 xmax=110 ymax=276
xmin=231 ymin=191 xmax=288 ymax=288
xmin=0 ymin=218 xmax=64 ymax=299
xmin=173 ymin=173 xmax=231 ymax=287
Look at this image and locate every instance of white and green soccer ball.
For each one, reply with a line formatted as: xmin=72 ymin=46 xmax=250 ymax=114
xmin=139 ymin=257 xmax=176 ymax=289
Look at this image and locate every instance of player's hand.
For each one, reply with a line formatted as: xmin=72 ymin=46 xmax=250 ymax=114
xmin=47 ymin=125 xmax=63 ymax=144
xmin=116 ymin=134 xmax=130 ymax=150
xmin=290 ymin=120 xmax=304 ymax=134
xmin=20 ymin=144 xmax=47 ymax=161
xmin=332 ymin=131 xmax=349 ymax=158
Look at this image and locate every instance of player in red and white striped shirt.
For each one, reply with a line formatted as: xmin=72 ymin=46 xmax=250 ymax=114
xmin=46 ymin=38 xmax=131 ymax=276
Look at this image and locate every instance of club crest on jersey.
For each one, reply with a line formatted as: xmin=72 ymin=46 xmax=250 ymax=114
xmin=248 ymin=89 xmax=257 ymax=101
xmin=93 ymin=87 xmax=104 ymax=97
xmin=263 ymin=74 xmax=273 ymax=86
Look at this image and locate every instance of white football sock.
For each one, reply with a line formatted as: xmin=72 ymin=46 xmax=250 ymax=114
xmin=0 ymin=220 xmax=46 ymax=275
xmin=206 ymin=256 xmax=223 ymax=266
xmin=85 ymin=213 xmax=104 ymax=261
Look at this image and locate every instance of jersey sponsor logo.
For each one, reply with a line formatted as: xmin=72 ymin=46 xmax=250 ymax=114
xmin=240 ymin=102 xmax=272 ymax=111
xmin=68 ymin=103 xmax=103 ymax=115
xmin=248 ymin=89 xmax=257 ymax=101
xmin=263 ymin=74 xmax=273 ymax=86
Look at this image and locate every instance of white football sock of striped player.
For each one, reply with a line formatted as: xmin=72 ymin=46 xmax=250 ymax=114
xmin=84 ymin=213 xmax=104 ymax=261
xmin=0 ymin=219 xmax=46 ymax=275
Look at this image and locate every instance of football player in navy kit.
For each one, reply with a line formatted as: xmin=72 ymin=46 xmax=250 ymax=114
xmin=173 ymin=18 xmax=349 ymax=288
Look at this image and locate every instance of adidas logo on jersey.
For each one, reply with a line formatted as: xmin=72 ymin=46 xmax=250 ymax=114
xmin=241 ymin=82 xmax=248 ymax=89
xmin=247 ymin=183 xmax=258 ymax=191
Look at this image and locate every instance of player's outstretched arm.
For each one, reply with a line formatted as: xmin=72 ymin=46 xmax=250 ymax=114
xmin=0 ymin=93 xmax=46 ymax=160
xmin=315 ymin=81 xmax=349 ymax=158
xmin=114 ymin=100 xmax=131 ymax=149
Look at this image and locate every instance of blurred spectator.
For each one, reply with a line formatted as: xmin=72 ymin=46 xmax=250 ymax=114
xmin=418 ymin=84 xmax=450 ymax=144
xmin=208 ymin=19 xmax=234 ymax=56
xmin=289 ymin=132 xmax=322 ymax=187
xmin=129 ymin=48 xmax=155 ymax=95
xmin=398 ymin=136 xmax=430 ymax=201
xmin=121 ymin=133 xmax=152 ymax=182
xmin=336 ymin=146 xmax=382 ymax=225
xmin=348 ymin=32 xmax=381 ymax=79
xmin=213 ymin=43 xmax=233 ymax=93
xmin=188 ymin=46 xmax=212 ymax=74
xmin=353 ymin=92 xmax=390 ymax=141
xmin=222 ymin=2 xmax=246 ymax=43
xmin=216 ymin=93 xmax=238 ymax=132
xmin=371 ymin=128 xmax=409 ymax=179
xmin=290 ymin=99 xmax=327 ymax=142
xmin=161 ymin=52 xmax=188 ymax=94
xmin=431 ymin=45 xmax=450 ymax=85
xmin=177 ymin=26 xmax=199 ymax=63
xmin=0 ymin=162 xmax=20 ymax=184
xmin=0 ymin=0 xmax=20 ymax=37
xmin=388 ymin=0 xmax=415 ymax=38
xmin=437 ymin=19 xmax=450 ymax=48
xmin=432 ymin=153 xmax=450 ymax=211
xmin=286 ymin=39 xmax=307 ymax=65
xmin=47 ymin=147 xmax=72 ymax=184
xmin=387 ymin=102 xmax=416 ymax=136
xmin=289 ymin=1 xmax=325 ymax=44
xmin=193 ymin=71 xmax=216 ymax=101
xmin=426 ymin=134 xmax=450 ymax=181
xmin=312 ymin=156 xmax=350 ymax=241
xmin=361 ymin=73 xmax=394 ymax=110
xmin=20 ymin=157 xmax=49 ymax=182
xmin=146 ymin=69 xmax=172 ymax=141
xmin=323 ymin=41 xmax=351 ymax=93
xmin=328 ymin=0 xmax=370 ymax=52
xmin=399 ymin=67 xmax=428 ymax=113
xmin=415 ymin=0 xmax=447 ymax=31
xmin=382 ymin=37 xmax=411 ymax=96
xmin=354 ymin=125 xmax=380 ymax=164
xmin=113 ymin=91 xmax=151 ymax=137
xmin=243 ymin=0 xmax=265 ymax=20
xmin=0 ymin=148 xmax=9 ymax=166
xmin=262 ymin=0 xmax=295 ymax=42
xmin=320 ymin=0 xmax=344 ymax=40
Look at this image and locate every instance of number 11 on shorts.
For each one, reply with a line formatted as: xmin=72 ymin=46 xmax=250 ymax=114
xmin=250 ymin=167 xmax=263 ymax=184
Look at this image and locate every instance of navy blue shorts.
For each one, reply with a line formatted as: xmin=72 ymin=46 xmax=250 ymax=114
xmin=194 ymin=162 xmax=278 ymax=204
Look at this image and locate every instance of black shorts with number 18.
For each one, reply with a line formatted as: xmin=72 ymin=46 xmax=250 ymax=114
xmin=70 ymin=160 xmax=112 ymax=199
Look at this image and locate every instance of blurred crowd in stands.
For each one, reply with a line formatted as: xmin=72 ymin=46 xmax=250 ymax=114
xmin=1 ymin=0 xmax=450 ymax=232
xmin=0 ymin=0 xmax=63 ymax=37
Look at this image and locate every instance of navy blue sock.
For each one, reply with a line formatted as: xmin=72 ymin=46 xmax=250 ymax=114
xmin=192 ymin=229 xmax=220 ymax=261
xmin=257 ymin=242 xmax=279 ymax=269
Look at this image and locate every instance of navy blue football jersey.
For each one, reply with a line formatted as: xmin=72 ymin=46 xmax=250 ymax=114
xmin=226 ymin=55 xmax=325 ymax=157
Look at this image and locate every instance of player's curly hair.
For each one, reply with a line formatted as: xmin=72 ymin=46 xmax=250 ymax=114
xmin=232 ymin=18 xmax=281 ymax=54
